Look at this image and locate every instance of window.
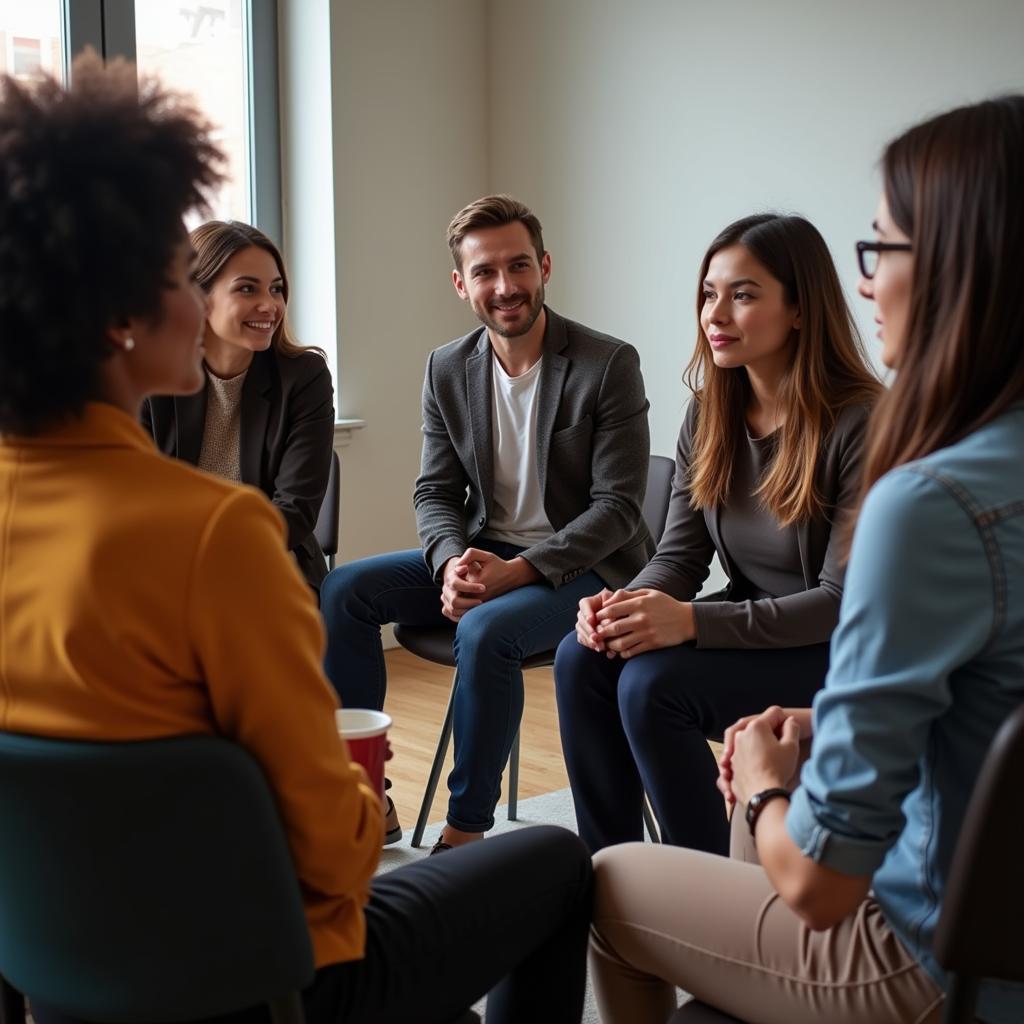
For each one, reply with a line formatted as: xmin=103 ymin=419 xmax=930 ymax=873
xmin=134 ymin=1 xmax=250 ymax=225
xmin=0 ymin=0 xmax=63 ymax=83
xmin=53 ymin=0 xmax=281 ymax=241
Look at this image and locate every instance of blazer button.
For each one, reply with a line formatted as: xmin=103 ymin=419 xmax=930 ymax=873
xmin=478 ymin=516 xmax=486 ymax=526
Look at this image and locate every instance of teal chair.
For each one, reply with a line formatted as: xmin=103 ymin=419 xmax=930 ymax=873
xmin=0 ymin=732 xmax=314 ymax=1024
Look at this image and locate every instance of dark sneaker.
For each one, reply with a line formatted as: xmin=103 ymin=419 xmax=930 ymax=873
xmin=384 ymin=795 xmax=403 ymax=846
xmin=429 ymin=838 xmax=453 ymax=856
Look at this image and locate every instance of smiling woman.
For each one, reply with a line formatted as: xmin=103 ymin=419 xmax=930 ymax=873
xmin=142 ymin=220 xmax=336 ymax=593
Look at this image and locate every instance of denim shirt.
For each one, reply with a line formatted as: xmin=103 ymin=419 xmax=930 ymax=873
xmin=787 ymin=404 xmax=1024 ymax=1024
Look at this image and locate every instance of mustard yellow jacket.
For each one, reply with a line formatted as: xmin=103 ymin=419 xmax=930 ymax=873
xmin=0 ymin=402 xmax=381 ymax=967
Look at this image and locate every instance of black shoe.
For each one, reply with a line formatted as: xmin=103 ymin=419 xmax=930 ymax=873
xmin=429 ymin=838 xmax=453 ymax=856
xmin=384 ymin=795 xmax=403 ymax=846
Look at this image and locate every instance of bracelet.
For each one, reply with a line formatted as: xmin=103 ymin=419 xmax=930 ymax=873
xmin=745 ymin=787 xmax=791 ymax=837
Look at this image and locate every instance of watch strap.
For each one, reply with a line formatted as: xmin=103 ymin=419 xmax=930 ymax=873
xmin=745 ymin=787 xmax=791 ymax=837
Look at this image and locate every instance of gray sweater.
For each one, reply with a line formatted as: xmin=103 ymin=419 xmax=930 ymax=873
xmin=630 ymin=400 xmax=872 ymax=648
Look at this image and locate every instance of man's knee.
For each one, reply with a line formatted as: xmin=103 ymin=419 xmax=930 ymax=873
xmin=320 ymin=556 xmax=390 ymax=627
xmin=452 ymin=608 xmax=509 ymax=667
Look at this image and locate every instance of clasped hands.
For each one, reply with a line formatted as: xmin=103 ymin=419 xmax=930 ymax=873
xmin=575 ymin=587 xmax=696 ymax=658
xmin=440 ymin=548 xmax=541 ymax=621
xmin=716 ymin=705 xmax=813 ymax=809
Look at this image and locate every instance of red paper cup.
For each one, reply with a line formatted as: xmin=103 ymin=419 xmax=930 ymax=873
xmin=336 ymin=708 xmax=391 ymax=801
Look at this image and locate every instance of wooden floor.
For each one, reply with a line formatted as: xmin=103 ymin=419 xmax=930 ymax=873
xmin=382 ymin=648 xmax=724 ymax=834
xmin=382 ymin=648 xmax=569 ymax=828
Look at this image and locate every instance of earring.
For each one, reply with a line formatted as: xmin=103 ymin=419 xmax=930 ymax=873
xmin=123 ymin=337 xmax=136 ymax=351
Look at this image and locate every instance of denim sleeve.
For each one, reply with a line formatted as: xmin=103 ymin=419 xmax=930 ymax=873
xmin=786 ymin=466 xmax=994 ymax=876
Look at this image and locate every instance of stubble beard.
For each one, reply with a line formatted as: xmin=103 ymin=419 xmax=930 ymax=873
xmin=477 ymin=285 xmax=545 ymax=340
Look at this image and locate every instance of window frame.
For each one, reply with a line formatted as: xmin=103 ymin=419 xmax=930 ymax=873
xmin=61 ymin=0 xmax=282 ymax=243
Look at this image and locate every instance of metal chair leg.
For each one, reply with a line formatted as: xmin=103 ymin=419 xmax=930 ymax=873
xmin=507 ymin=728 xmax=520 ymax=821
xmin=412 ymin=669 xmax=460 ymax=848
xmin=643 ymin=794 xmax=660 ymax=843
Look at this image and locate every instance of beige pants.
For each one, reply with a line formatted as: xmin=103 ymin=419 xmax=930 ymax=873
xmin=590 ymin=805 xmax=945 ymax=1024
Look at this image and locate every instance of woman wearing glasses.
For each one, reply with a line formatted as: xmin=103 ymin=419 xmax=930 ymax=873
xmin=588 ymin=96 xmax=1024 ymax=1024
xmin=143 ymin=220 xmax=335 ymax=593
xmin=555 ymin=213 xmax=881 ymax=856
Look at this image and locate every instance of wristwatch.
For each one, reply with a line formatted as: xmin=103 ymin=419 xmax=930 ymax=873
xmin=745 ymin=787 xmax=791 ymax=837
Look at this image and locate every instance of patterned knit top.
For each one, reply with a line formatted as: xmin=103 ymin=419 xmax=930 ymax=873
xmin=197 ymin=366 xmax=248 ymax=482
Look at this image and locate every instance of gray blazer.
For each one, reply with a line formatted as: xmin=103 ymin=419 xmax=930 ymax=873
xmin=142 ymin=348 xmax=335 ymax=590
xmin=630 ymin=400 xmax=872 ymax=648
xmin=414 ymin=308 xmax=654 ymax=589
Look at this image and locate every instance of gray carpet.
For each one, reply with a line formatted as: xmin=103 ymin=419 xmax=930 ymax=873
xmin=376 ymin=788 xmax=683 ymax=1024
xmin=376 ymin=785 xmax=582 ymax=872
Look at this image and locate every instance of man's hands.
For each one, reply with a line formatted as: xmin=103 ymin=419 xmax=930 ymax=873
xmin=575 ymin=588 xmax=696 ymax=657
xmin=716 ymin=706 xmax=813 ymax=808
xmin=440 ymin=548 xmax=542 ymax=621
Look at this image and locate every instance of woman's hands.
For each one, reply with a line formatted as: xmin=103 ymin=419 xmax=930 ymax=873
xmin=575 ymin=588 xmax=696 ymax=657
xmin=717 ymin=706 xmax=813 ymax=807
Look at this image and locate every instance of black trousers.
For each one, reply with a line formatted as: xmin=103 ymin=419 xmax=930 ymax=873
xmin=32 ymin=826 xmax=593 ymax=1024
xmin=554 ymin=635 xmax=830 ymax=855
xmin=306 ymin=825 xmax=592 ymax=1023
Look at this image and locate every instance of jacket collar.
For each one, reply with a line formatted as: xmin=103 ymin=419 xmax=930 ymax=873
xmin=3 ymin=401 xmax=154 ymax=452
xmin=466 ymin=306 xmax=569 ymax=507
xmin=239 ymin=349 xmax=273 ymax=485
xmin=170 ymin=350 xmax=274 ymax=483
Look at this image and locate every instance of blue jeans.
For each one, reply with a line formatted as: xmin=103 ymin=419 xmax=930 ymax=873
xmin=554 ymin=634 xmax=829 ymax=854
xmin=320 ymin=540 xmax=604 ymax=832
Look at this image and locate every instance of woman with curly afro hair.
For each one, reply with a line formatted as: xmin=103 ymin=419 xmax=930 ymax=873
xmin=0 ymin=52 xmax=592 ymax=1024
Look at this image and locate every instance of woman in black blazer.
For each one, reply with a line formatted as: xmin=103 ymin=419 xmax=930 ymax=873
xmin=143 ymin=221 xmax=335 ymax=592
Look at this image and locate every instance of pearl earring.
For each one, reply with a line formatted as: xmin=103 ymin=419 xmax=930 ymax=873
xmin=123 ymin=337 xmax=135 ymax=351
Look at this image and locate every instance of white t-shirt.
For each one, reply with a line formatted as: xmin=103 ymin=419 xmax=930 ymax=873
xmin=479 ymin=354 xmax=554 ymax=548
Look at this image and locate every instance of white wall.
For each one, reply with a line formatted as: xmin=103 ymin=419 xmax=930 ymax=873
xmin=281 ymin=0 xmax=1024 ymax=573
xmin=281 ymin=0 xmax=489 ymax=563
xmin=488 ymin=0 xmax=1024 ymax=458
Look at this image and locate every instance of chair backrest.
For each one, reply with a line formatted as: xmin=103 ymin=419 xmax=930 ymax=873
xmin=642 ymin=454 xmax=675 ymax=546
xmin=314 ymin=449 xmax=340 ymax=567
xmin=933 ymin=702 xmax=1024 ymax=991
xmin=0 ymin=732 xmax=314 ymax=1023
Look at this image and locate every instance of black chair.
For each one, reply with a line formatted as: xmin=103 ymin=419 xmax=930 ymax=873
xmin=933 ymin=701 xmax=1024 ymax=1023
xmin=314 ymin=449 xmax=341 ymax=570
xmin=0 ymin=733 xmax=314 ymax=1024
xmin=399 ymin=454 xmax=676 ymax=848
xmin=668 ymin=702 xmax=1024 ymax=1024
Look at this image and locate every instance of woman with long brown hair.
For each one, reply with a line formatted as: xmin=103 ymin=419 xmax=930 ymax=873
xmin=143 ymin=220 xmax=334 ymax=592
xmin=588 ymin=96 xmax=1024 ymax=1024
xmin=556 ymin=213 xmax=881 ymax=856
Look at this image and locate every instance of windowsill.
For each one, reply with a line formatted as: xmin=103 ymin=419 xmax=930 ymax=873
xmin=334 ymin=418 xmax=366 ymax=447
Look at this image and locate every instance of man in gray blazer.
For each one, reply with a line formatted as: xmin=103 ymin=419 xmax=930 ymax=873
xmin=320 ymin=195 xmax=652 ymax=851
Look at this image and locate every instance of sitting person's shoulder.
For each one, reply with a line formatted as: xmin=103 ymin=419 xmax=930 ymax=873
xmin=143 ymin=444 xmax=274 ymax=524
xmin=270 ymin=346 xmax=332 ymax=387
xmin=557 ymin=311 xmax=632 ymax=356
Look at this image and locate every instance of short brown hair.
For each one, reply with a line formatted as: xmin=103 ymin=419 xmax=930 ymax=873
xmin=446 ymin=194 xmax=545 ymax=269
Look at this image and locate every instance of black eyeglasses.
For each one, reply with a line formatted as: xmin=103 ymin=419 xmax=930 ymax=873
xmin=856 ymin=240 xmax=912 ymax=279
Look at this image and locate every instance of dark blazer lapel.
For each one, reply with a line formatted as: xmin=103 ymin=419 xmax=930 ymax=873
xmin=536 ymin=309 xmax=569 ymax=490
xmin=173 ymin=388 xmax=208 ymax=467
xmin=240 ymin=351 xmax=273 ymax=487
xmin=466 ymin=331 xmax=493 ymax=512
